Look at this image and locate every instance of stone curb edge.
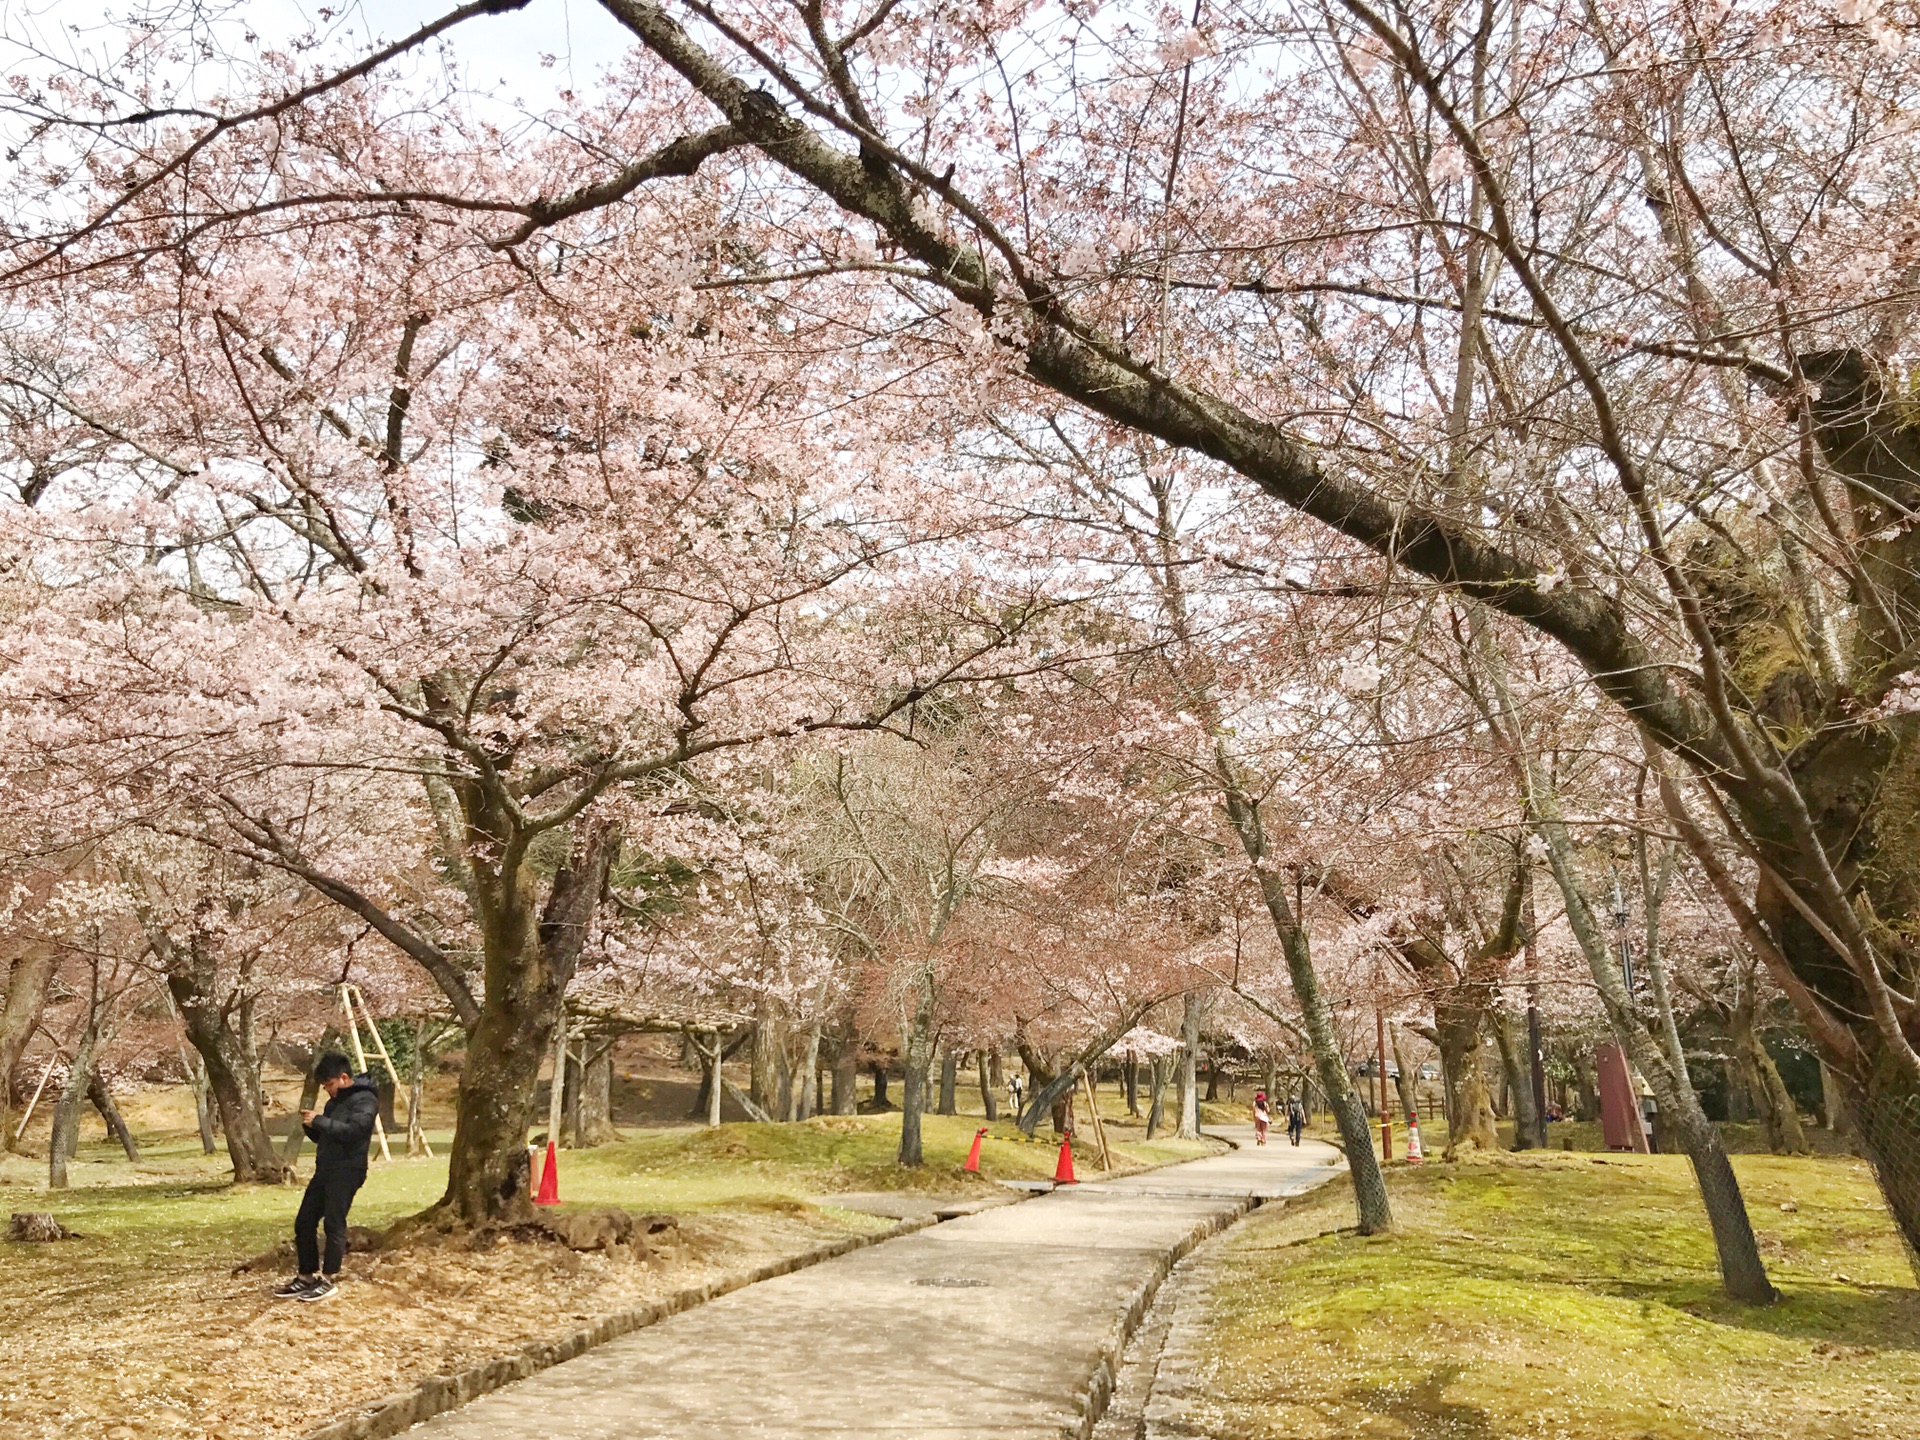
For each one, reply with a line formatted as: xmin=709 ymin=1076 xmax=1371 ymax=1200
xmin=1066 ymin=1168 xmax=1346 ymax=1440
xmin=298 ymin=1213 xmax=940 ymax=1440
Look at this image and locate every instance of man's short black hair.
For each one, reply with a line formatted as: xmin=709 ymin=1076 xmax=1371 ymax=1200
xmin=314 ymin=1051 xmax=354 ymax=1084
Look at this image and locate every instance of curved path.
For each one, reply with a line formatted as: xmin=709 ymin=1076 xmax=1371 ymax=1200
xmin=409 ymin=1130 xmax=1341 ymax=1439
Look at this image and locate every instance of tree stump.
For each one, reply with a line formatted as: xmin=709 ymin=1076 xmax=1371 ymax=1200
xmin=9 ymin=1212 xmax=76 ymax=1242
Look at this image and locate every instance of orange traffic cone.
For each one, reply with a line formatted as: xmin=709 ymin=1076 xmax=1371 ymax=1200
xmin=534 ymin=1139 xmax=560 ymax=1205
xmin=1405 ymin=1110 xmax=1425 ymax=1162
xmin=1053 ymin=1135 xmax=1077 ymax=1185
xmin=964 ymin=1127 xmax=988 ymax=1173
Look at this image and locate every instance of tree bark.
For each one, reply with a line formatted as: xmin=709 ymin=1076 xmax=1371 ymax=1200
xmin=1572 ymin=1047 xmax=1600 ymax=1122
xmin=977 ymin=1047 xmax=997 ymax=1121
xmin=1146 ymin=1055 xmax=1168 ymax=1138
xmin=936 ymin=1046 xmax=958 ymax=1116
xmin=434 ymin=824 xmax=612 ymax=1227
xmin=89 ymin=1076 xmax=139 ymax=1161
xmin=1726 ymin=1005 xmax=1808 ymax=1155
xmin=897 ymin=975 xmax=934 ymax=1166
xmin=166 ymin=1004 xmax=219 ymax=1156
xmin=1177 ymin=993 xmax=1202 ymax=1140
xmin=1389 ymin=1024 xmax=1420 ymax=1124
xmin=1525 ymin=764 xmax=1775 ymax=1302
xmin=749 ymin=1002 xmax=782 ymax=1119
xmin=1123 ymin=1056 xmax=1140 ymax=1116
xmin=50 ymin=1012 xmax=101 ymax=1188
xmin=793 ymin=1023 xmax=822 ymax=1121
xmin=831 ymin=1042 xmax=858 ymax=1115
xmin=576 ymin=1041 xmax=619 ymax=1145
xmin=282 ymin=1035 xmax=330 ymax=1163
xmin=166 ymin=962 xmax=289 ymax=1185
xmin=1494 ymin=1008 xmax=1541 ymax=1150
xmin=0 ymin=946 xmax=56 ymax=1152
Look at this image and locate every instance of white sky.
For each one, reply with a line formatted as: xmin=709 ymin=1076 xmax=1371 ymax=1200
xmin=0 ymin=0 xmax=637 ymax=117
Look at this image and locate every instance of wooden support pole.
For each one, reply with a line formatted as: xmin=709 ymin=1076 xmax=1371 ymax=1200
xmin=546 ymin=1009 xmax=568 ymax=1147
xmin=1080 ymin=1068 xmax=1112 ymax=1171
xmin=338 ymin=985 xmax=393 ymax=1162
xmin=12 ymin=1052 xmax=57 ymax=1144
xmin=345 ymin=985 xmax=429 ymax=1158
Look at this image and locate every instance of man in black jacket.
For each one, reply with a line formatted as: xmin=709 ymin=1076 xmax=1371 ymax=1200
xmin=274 ymin=1053 xmax=379 ymax=1302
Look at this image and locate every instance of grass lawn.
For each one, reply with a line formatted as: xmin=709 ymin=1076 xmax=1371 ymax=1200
xmin=1183 ymin=1149 xmax=1918 ymax=1439
xmin=0 ymin=1108 xmax=1217 ymax=1439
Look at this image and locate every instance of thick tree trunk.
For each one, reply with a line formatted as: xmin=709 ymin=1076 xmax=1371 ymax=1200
xmin=897 ymin=977 xmax=934 ymax=1166
xmin=575 ymin=1041 xmax=619 ymax=1145
xmin=749 ymin=1003 xmax=786 ymax=1120
xmin=283 ymin=1044 xmax=327 ymax=1163
xmin=793 ymin=1024 xmax=822 ymax=1121
xmin=433 ymin=826 xmax=612 ymax=1228
xmin=1494 ymin=1009 xmax=1541 ymax=1150
xmin=1203 ymin=1058 xmax=1221 ymax=1103
xmin=1123 ymin=1057 xmax=1140 ymax=1116
xmin=0 ymin=947 xmax=56 ymax=1152
xmin=168 ymin=969 xmax=289 ymax=1185
xmin=869 ymin=1063 xmax=891 ymax=1110
xmin=936 ymin=1046 xmax=958 ymax=1116
xmin=441 ymin=991 xmax=547 ymax=1223
xmin=89 ymin=1076 xmax=139 ymax=1161
xmin=1437 ymin=1006 xmax=1500 ymax=1156
xmin=1146 ymin=1055 xmax=1168 ymax=1138
xmin=831 ymin=1044 xmax=858 ymax=1115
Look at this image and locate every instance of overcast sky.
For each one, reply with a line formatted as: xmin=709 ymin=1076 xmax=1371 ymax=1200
xmin=0 ymin=0 xmax=638 ymax=116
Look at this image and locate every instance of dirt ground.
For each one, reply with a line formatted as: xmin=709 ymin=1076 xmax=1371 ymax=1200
xmin=0 ymin=1176 xmax=884 ymax=1440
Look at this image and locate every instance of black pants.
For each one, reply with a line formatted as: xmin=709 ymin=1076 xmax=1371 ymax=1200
xmin=295 ymin=1169 xmax=365 ymax=1276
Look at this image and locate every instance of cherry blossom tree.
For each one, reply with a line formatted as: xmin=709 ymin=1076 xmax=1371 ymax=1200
xmin=8 ymin=0 xmax=1920 ymax=1262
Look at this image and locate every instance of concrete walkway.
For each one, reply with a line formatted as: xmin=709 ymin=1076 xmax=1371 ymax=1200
xmin=408 ymin=1130 xmax=1341 ymax=1439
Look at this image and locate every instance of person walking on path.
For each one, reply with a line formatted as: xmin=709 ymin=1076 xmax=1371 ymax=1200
xmin=1286 ymin=1096 xmax=1305 ymax=1147
xmin=1252 ymin=1090 xmax=1271 ymax=1146
xmin=274 ymin=1052 xmax=378 ymax=1303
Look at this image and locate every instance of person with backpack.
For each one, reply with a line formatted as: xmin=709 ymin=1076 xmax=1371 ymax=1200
xmin=274 ymin=1052 xmax=379 ymax=1303
xmin=1286 ymin=1095 xmax=1306 ymax=1147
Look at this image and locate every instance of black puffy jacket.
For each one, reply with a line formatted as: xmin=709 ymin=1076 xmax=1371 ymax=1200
xmin=304 ymin=1075 xmax=379 ymax=1176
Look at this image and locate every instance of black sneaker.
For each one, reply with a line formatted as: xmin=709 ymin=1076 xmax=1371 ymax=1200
xmin=272 ymin=1275 xmax=318 ymax=1299
xmin=297 ymin=1276 xmax=339 ymax=1302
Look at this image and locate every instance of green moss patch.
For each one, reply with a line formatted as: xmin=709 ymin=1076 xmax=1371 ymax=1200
xmin=1186 ymin=1151 xmax=1917 ymax=1439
